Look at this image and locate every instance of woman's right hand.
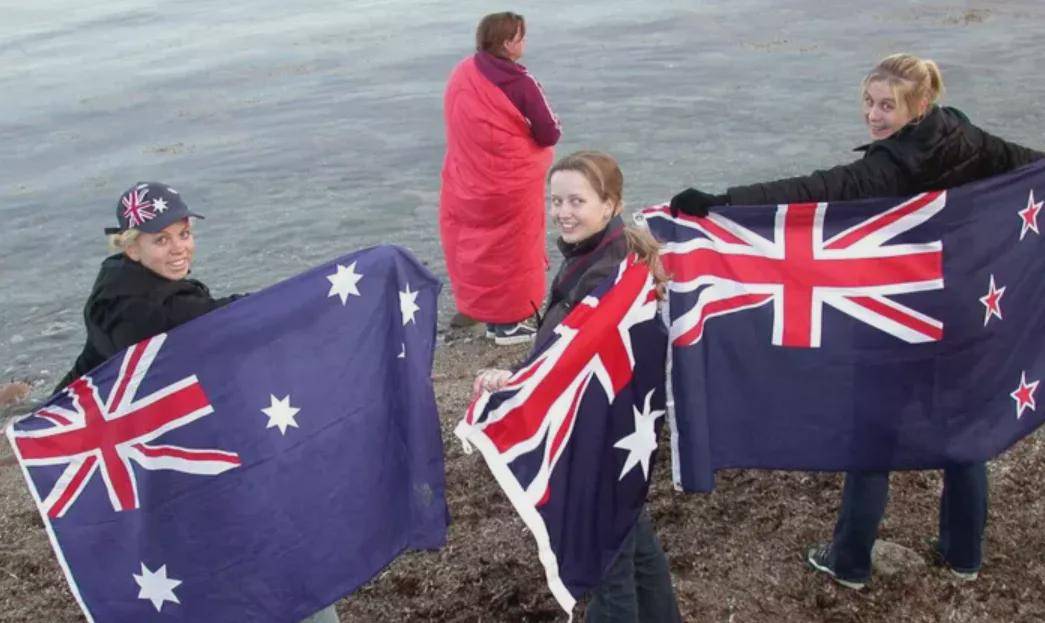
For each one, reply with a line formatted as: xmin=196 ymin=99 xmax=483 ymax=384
xmin=471 ymin=369 xmax=513 ymax=401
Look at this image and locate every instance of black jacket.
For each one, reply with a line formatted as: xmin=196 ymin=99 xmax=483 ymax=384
xmin=533 ymin=216 xmax=630 ymax=351
xmin=57 ymin=254 xmax=241 ymax=390
xmin=727 ymin=106 xmax=1044 ymax=206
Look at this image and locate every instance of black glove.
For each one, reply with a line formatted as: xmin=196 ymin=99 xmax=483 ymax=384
xmin=669 ymin=187 xmax=728 ymax=218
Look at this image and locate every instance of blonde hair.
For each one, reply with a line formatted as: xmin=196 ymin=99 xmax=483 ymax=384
xmin=862 ymin=53 xmax=944 ymax=119
xmin=108 ymin=229 xmax=140 ymax=252
xmin=549 ymin=150 xmax=669 ymax=299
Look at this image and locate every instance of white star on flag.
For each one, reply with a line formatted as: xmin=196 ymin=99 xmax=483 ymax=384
xmin=398 ymin=343 xmax=406 ymax=359
xmin=261 ymin=394 xmax=300 ymax=435
xmin=1011 ymin=371 xmax=1039 ymax=419
xmin=979 ymin=274 xmax=1005 ymax=327
xmin=151 ymin=197 xmax=169 ymax=213
xmin=399 ymin=283 xmax=420 ymax=326
xmin=1018 ymin=189 xmax=1042 ymax=241
xmin=133 ymin=563 xmax=182 ymax=612
xmin=326 ymin=262 xmax=363 ymax=305
xmin=614 ymin=389 xmax=664 ymax=481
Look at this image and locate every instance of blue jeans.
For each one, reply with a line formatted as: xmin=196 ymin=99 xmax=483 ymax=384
xmin=586 ymin=510 xmax=681 ymax=623
xmin=830 ymin=463 xmax=988 ymax=581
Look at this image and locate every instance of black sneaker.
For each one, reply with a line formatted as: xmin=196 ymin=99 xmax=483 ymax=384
xmin=490 ymin=322 xmax=537 ymax=345
xmin=805 ymin=543 xmax=867 ymax=590
xmin=927 ymin=539 xmax=979 ymax=581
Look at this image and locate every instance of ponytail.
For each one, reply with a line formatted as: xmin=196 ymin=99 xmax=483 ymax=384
xmin=623 ymin=225 xmax=669 ymax=301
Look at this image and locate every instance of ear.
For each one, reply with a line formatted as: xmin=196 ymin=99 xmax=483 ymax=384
xmin=124 ymin=240 xmax=142 ymax=262
xmin=916 ymin=97 xmax=931 ymax=118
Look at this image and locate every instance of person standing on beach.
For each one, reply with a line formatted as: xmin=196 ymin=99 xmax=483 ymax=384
xmin=669 ymin=53 xmax=1043 ymax=590
xmin=439 ymin=11 xmax=561 ymax=345
xmin=475 ymin=151 xmax=681 ymax=622
xmin=54 ymin=182 xmax=341 ymax=623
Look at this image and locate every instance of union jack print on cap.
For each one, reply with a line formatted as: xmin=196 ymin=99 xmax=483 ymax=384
xmin=106 ymin=182 xmax=204 ymax=235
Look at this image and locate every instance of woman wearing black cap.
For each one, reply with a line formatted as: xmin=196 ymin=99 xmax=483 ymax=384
xmin=55 ymin=181 xmax=241 ymax=391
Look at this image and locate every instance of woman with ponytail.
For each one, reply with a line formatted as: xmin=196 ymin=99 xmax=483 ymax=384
xmin=473 ymin=151 xmax=681 ymax=622
xmin=670 ymin=54 xmax=1043 ymax=590
xmin=670 ymin=53 xmax=1042 ymax=213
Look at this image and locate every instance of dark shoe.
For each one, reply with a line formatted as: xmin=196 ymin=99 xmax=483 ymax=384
xmin=450 ymin=312 xmax=479 ymax=328
xmin=489 ymin=322 xmax=536 ymax=345
xmin=927 ymin=539 xmax=979 ymax=581
xmin=805 ymin=543 xmax=867 ymax=590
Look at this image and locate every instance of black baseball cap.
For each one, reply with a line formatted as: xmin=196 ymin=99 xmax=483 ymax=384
xmin=104 ymin=182 xmax=204 ymax=235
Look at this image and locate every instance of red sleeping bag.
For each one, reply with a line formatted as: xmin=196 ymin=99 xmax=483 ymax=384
xmin=439 ymin=56 xmax=554 ymax=324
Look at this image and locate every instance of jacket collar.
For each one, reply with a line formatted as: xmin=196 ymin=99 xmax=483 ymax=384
xmin=556 ymin=215 xmax=625 ymax=259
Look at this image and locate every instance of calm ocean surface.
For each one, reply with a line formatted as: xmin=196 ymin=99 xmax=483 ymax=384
xmin=2 ymin=0 xmax=1044 ymax=398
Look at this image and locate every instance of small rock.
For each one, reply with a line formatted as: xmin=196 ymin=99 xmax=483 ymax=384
xmin=871 ymin=540 xmax=927 ymax=577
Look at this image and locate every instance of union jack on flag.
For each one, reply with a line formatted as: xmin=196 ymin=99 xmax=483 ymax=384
xmin=10 ymin=334 xmax=240 ymax=518
xmin=456 ymin=254 xmax=668 ymax=615
xmin=641 ymin=161 xmax=1045 ymax=493
xmin=644 ymin=191 xmax=946 ymax=348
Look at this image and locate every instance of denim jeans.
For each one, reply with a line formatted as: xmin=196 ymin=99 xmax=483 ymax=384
xmin=586 ymin=509 xmax=681 ymax=623
xmin=830 ymin=462 xmax=988 ymax=581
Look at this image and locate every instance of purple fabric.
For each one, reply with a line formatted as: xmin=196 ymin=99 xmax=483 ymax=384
xmin=474 ymin=51 xmax=561 ymax=147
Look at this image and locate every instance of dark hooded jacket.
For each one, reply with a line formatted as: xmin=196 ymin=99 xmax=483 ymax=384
xmin=474 ymin=50 xmax=561 ymax=147
xmin=56 ymin=254 xmax=241 ymax=390
xmin=726 ymin=106 xmax=1043 ymax=206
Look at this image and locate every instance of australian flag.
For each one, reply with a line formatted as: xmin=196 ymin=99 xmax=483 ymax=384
xmin=455 ymin=255 xmax=668 ymax=614
xmin=5 ymin=245 xmax=448 ymax=622
xmin=641 ymin=160 xmax=1045 ymax=492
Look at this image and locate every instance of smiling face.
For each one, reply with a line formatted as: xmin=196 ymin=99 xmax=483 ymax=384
xmin=862 ymin=79 xmax=922 ymax=140
xmin=549 ymin=169 xmax=616 ymax=244
xmin=124 ymin=218 xmax=195 ymax=281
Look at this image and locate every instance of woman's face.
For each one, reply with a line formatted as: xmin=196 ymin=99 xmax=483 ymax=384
xmin=503 ymin=29 xmax=526 ymax=61
xmin=550 ymin=170 xmax=616 ymax=244
xmin=863 ymin=80 xmax=919 ymax=140
xmin=125 ymin=218 xmax=195 ymax=281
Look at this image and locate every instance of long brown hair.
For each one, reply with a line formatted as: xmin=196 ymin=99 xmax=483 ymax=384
xmin=475 ymin=12 xmax=525 ymax=59
xmin=549 ymin=150 xmax=670 ymax=299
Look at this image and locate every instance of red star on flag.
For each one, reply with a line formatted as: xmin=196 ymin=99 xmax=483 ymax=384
xmin=1011 ymin=371 xmax=1039 ymax=419
xmin=979 ymin=274 xmax=1005 ymax=327
xmin=1018 ymin=189 xmax=1042 ymax=241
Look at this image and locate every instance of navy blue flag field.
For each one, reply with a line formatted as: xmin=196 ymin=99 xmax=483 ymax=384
xmin=455 ymin=255 xmax=668 ymax=615
xmin=641 ymin=160 xmax=1045 ymax=492
xmin=5 ymin=245 xmax=448 ymax=623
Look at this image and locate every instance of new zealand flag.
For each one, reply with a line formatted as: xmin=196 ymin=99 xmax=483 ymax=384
xmin=6 ymin=245 xmax=448 ymax=622
xmin=455 ymin=255 xmax=668 ymax=614
xmin=641 ymin=160 xmax=1045 ymax=492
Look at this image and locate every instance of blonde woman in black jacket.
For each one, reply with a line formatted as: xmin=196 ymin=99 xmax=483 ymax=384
xmin=671 ymin=54 xmax=1043 ymax=590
